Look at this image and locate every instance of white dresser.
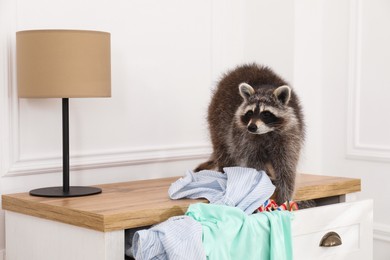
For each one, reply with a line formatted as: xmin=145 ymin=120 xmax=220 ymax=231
xmin=2 ymin=174 xmax=372 ymax=260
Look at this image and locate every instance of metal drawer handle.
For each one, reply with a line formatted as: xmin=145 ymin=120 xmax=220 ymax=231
xmin=319 ymin=231 xmax=342 ymax=247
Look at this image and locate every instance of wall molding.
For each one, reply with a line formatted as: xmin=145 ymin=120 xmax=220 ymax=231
xmin=2 ymin=48 xmax=212 ymax=177
xmin=1 ymin=0 xmax=213 ymax=178
xmin=346 ymin=0 xmax=390 ymax=162
xmin=0 ymin=0 xmax=18 ymax=178
xmin=6 ymin=144 xmax=211 ymax=177
xmin=374 ymin=223 xmax=390 ymax=243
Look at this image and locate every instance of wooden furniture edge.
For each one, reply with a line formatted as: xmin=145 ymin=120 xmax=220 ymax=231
xmin=103 ymin=204 xmax=190 ymax=231
xmin=294 ymin=177 xmax=361 ymax=201
xmin=2 ymin=195 xmax=105 ymax=231
xmin=2 ymin=174 xmax=362 ymax=232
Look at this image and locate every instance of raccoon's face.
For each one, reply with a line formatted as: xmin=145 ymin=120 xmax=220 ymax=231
xmin=235 ymin=83 xmax=292 ymax=135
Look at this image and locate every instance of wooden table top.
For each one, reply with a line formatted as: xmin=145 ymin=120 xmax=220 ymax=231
xmin=2 ymin=174 xmax=361 ymax=232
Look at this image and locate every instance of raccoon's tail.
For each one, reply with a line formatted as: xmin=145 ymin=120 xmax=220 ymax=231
xmin=194 ymin=159 xmax=217 ymax=172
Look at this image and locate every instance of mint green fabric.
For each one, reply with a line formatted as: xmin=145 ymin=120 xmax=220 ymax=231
xmin=186 ymin=203 xmax=293 ymax=260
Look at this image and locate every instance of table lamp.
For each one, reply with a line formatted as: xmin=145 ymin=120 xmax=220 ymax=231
xmin=16 ymin=30 xmax=111 ymax=197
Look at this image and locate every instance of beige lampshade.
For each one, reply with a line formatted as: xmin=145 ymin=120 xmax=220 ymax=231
xmin=17 ymin=30 xmax=111 ymax=98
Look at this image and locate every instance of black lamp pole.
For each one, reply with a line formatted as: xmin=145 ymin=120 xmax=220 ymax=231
xmin=29 ymin=98 xmax=102 ymax=197
xmin=63 ymin=98 xmax=70 ymax=193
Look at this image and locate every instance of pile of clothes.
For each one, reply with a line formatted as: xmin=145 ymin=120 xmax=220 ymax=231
xmin=126 ymin=167 xmax=298 ymax=260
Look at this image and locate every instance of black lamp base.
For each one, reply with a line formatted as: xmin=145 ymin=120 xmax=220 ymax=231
xmin=29 ymin=186 xmax=102 ymax=197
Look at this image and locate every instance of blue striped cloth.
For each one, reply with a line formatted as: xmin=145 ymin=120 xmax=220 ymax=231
xmin=168 ymin=167 xmax=275 ymax=214
xmin=132 ymin=215 xmax=204 ymax=260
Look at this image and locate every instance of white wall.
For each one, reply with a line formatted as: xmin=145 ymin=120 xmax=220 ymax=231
xmin=0 ymin=0 xmax=389 ymax=259
xmin=320 ymin=0 xmax=390 ymax=259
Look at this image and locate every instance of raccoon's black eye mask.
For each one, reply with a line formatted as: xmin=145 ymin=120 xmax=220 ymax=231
xmin=241 ymin=110 xmax=253 ymax=124
xmin=244 ymin=110 xmax=253 ymax=117
xmin=260 ymin=111 xmax=278 ymax=124
xmin=242 ymin=109 xmax=279 ymax=125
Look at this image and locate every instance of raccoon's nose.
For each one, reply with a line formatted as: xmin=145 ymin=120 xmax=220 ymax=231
xmin=248 ymin=124 xmax=257 ymax=133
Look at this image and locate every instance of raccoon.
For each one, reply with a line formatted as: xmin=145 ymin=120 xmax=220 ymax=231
xmin=195 ymin=63 xmax=305 ymax=204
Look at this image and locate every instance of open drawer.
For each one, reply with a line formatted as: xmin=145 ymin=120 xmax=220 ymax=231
xmin=292 ymin=200 xmax=373 ymax=260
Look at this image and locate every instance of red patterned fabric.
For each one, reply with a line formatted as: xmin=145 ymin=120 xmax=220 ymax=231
xmin=257 ymin=199 xmax=298 ymax=212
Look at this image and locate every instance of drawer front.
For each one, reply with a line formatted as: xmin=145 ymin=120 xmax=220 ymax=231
xmin=292 ymin=200 xmax=373 ymax=260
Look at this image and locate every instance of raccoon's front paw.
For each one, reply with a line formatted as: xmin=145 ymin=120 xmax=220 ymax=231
xmin=194 ymin=160 xmax=217 ymax=172
xmin=274 ymin=192 xmax=291 ymax=205
xmin=273 ymin=180 xmax=293 ymax=205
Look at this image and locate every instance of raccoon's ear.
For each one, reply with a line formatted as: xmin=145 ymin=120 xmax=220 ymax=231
xmin=273 ymin=85 xmax=291 ymax=105
xmin=239 ymin=83 xmax=255 ymax=100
